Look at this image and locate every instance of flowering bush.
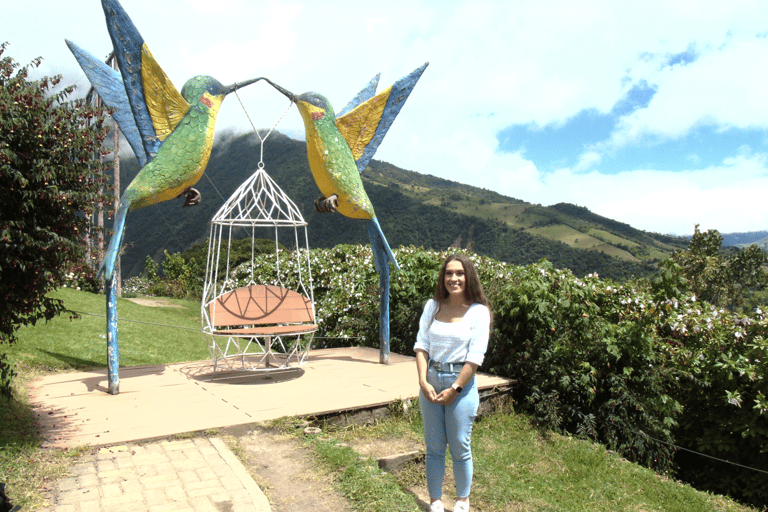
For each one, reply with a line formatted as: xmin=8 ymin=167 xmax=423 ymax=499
xmin=60 ymin=264 xmax=100 ymax=294
xmin=651 ymin=298 xmax=767 ymax=504
xmin=122 ymin=275 xmax=151 ymax=298
xmin=123 ymin=252 xmax=203 ymax=299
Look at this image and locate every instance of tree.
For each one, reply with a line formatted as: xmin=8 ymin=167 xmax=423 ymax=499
xmin=672 ymin=225 xmax=768 ymax=311
xmin=0 ymin=44 xmax=112 ymax=393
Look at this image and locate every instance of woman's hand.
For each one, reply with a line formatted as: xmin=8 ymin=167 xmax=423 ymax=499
xmin=420 ymin=380 xmax=439 ymax=403
xmin=435 ymin=387 xmax=458 ymax=405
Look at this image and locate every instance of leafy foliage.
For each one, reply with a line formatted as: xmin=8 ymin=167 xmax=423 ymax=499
xmin=672 ymin=225 xmax=768 ymax=311
xmin=0 ymin=44 xmax=110 ymax=395
xmin=655 ymin=299 xmax=768 ymax=504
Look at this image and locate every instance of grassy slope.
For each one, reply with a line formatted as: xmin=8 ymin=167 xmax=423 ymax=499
xmin=287 ymin=404 xmax=757 ymax=512
xmin=364 ymin=161 xmax=687 ymax=263
xmin=0 ymin=289 xmax=757 ymax=511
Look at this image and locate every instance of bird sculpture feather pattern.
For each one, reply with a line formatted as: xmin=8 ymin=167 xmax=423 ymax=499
xmin=67 ymin=0 xmax=261 ymax=393
xmin=265 ymin=63 xmax=428 ymax=363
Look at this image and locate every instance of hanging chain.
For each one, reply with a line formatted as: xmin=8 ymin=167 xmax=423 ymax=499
xmin=234 ymin=89 xmax=293 ymax=170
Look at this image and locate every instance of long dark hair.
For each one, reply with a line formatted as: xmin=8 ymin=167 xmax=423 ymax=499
xmin=432 ymin=254 xmax=493 ymax=329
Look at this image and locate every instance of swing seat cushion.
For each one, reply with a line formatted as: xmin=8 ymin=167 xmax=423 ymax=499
xmin=207 ymin=285 xmax=317 ymax=337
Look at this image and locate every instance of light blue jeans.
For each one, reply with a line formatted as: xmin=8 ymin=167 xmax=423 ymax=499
xmin=419 ymin=367 xmax=479 ymax=500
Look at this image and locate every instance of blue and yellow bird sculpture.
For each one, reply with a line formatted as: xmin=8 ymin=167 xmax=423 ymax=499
xmin=266 ymin=63 xmax=428 ymax=363
xmin=67 ymin=0 xmax=261 ymax=393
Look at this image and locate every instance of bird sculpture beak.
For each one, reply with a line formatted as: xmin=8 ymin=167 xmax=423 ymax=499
xmin=225 ymin=78 xmax=263 ymax=94
xmin=262 ymin=78 xmax=296 ymax=103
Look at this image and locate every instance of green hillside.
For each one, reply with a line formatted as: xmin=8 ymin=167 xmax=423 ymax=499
xmin=111 ymin=130 xmax=688 ymax=281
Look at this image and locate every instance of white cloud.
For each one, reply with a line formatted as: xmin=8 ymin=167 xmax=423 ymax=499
xmin=605 ymin=35 xmax=768 ymax=151
xmin=522 ymin=151 xmax=768 ymax=235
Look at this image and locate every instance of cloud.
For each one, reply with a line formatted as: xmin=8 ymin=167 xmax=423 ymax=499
xmin=605 ymin=35 xmax=768 ymax=152
xmin=8 ymin=0 xmax=768 ymax=236
xmin=529 ymin=150 xmax=768 ymax=235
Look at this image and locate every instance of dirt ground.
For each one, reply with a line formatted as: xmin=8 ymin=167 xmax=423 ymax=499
xmin=126 ymin=297 xmax=185 ymax=308
xmin=224 ymin=423 xmax=443 ymax=512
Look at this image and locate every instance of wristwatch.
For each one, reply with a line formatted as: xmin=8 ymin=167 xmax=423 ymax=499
xmin=451 ymin=383 xmax=463 ymax=393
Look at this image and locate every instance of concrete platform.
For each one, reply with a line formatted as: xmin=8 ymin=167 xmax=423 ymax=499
xmin=28 ymin=347 xmax=513 ymax=448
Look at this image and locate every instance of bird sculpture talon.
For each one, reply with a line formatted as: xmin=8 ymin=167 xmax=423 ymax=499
xmin=179 ymin=187 xmax=201 ymax=207
xmin=314 ymin=194 xmax=338 ymax=213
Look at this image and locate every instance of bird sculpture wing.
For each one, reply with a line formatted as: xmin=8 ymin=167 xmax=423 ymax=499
xmin=336 ymin=73 xmax=380 ymax=118
xmin=65 ymin=41 xmax=148 ymax=166
xmin=100 ymin=0 xmax=189 ymax=163
xmin=335 ymin=62 xmax=428 ymax=173
xmin=67 ymin=0 xmax=191 ymax=280
xmin=67 ymin=0 xmax=190 ymax=166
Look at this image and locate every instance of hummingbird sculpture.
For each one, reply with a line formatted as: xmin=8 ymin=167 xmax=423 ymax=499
xmin=266 ymin=63 xmax=428 ymax=363
xmin=66 ymin=0 xmax=261 ymax=393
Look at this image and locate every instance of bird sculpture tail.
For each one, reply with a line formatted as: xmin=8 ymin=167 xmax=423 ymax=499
xmin=98 ymin=202 xmax=129 ymax=281
xmin=367 ymin=217 xmax=399 ymax=274
xmin=367 ymin=218 xmax=399 ymax=363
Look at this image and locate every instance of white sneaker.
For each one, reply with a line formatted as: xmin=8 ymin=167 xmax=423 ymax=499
xmin=429 ymin=500 xmax=444 ymax=512
xmin=454 ymin=500 xmax=470 ymax=512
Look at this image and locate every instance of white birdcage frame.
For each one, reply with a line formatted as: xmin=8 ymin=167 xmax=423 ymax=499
xmin=201 ymin=164 xmax=315 ymax=374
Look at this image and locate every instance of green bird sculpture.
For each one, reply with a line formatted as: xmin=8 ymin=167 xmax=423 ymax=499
xmin=66 ymin=0 xmax=260 ymax=393
xmin=68 ymin=0 xmax=261 ymax=281
xmin=265 ymin=63 xmax=428 ymax=362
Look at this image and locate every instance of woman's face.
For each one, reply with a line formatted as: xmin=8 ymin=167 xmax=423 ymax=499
xmin=444 ymin=260 xmax=466 ymax=298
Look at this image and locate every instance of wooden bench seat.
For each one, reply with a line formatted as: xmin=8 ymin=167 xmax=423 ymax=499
xmin=204 ymin=285 xmax=317 ymax=372
xmin=209 ymin=324 xmax=318 ymax=336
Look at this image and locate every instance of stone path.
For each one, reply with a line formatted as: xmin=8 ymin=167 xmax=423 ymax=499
xmin=39 ymin=437 xmax=269 ymax=512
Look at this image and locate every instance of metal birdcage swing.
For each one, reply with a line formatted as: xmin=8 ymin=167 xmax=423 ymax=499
xmin=201 ymin=148 xmax=316 ymax=375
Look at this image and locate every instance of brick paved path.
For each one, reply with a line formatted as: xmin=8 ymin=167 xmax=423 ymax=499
xmin=39 ymin=437 xmax=269 ymax=512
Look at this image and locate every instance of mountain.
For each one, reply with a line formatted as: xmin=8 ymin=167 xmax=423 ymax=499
xmin=110 ymin=131 xmax=689 ymax=282
xmin=721 ymin=231 xmax=768 ymax=247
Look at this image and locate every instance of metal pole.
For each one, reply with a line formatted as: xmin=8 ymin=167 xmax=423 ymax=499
xmin=379 ymin=264 xmax=390 ymax=365
xmin=106 ymin=272 xmax=120 ymax=394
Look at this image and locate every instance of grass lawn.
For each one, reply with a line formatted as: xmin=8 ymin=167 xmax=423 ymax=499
xmin=5 ymin=287 xmax=209 ymax=370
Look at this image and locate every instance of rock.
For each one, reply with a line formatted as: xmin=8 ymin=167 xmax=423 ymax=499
xmin=376 ymin=450 xmax=424 ymax=472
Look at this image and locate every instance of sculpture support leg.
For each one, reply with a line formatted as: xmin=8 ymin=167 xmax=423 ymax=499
xmin=106 ymin=274 xmax=120 ymax=395
xmin=379 ymin=264 xmax=390 ymax=365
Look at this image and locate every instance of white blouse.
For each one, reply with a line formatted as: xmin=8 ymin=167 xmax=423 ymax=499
xmin=413 ymin=299 xmax=490 ymax=366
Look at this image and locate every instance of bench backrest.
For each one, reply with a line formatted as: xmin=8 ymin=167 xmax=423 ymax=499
xmin=209 ymin=285 xmax=314 ymax=327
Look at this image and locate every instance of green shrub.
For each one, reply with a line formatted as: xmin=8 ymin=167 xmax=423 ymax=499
xmin=484 ymin=261 xmax=680 ymax=472
xmin=654 ymin=300 xmax=768 ymax=506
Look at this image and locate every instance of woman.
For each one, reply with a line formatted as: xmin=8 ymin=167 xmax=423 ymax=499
xmin=414 ymin=254 xmax=492 ymax=512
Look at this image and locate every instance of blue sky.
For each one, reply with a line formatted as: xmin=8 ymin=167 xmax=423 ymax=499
xmin=5 ymin=0 xmax=768 ymax=235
